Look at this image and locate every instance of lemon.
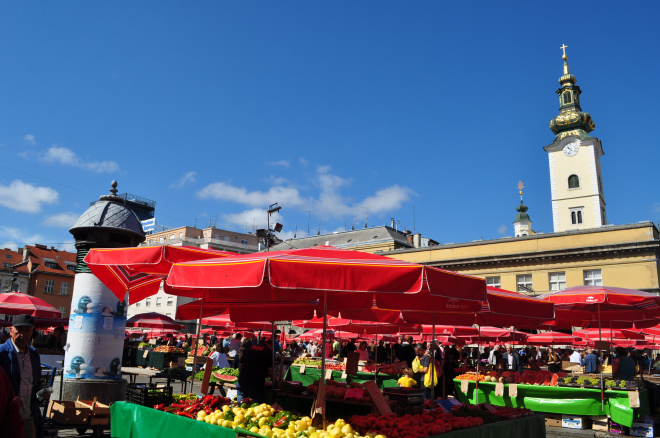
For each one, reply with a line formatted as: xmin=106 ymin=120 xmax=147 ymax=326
xmin=335 ymin=419 xmax=345 ymax=428
xmin=250 ymin=427 xmax=260 ymax=433
xmin=375 ymin=435 xmax=386 ymax=438
xmin=262 ymin=430 xmax=274 ymax=438
xmin=341 ymin=425 xmax=353 ymax=435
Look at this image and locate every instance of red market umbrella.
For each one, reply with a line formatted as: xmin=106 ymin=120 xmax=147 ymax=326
xmin=0 ymin=292 xmax=63 ymax=319
xmin=421 ymin=325 xmax=479 ymax=337
xmin=84 ymin=245 xmax=236 ymax=304
xmin=126 ymin=312 xmax=184 ymax=330
xmin=573 ymin=328 xmax=646 ymax=341
xmin=526 ymin=331 xmax=583 ymax=345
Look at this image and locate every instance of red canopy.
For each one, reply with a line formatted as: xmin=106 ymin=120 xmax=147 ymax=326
xmin=166 ymin=246 xmax=487 ymax=302
xmin=0 ymin=292 xmax=63 ymax=319
xmin=126 ymin=312 xmax=184 ymax=330
xmin=573 ymin=328 xmax=646 ymax=341
xmin=526 ymin=331 xmax=582 ymax=345
xmin=421 ymin=325 xmax=478 ymax=337
xmin=84 ymin=245 xmax=236 ymax=304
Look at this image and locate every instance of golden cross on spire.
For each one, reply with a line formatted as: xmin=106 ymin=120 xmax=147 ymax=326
xmin=517 ymin=181 xmax=524 ymax=201
xmin=560 ymin=44 xmax=568 ymax=60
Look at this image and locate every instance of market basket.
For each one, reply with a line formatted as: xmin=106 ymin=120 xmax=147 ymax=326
xmin=126 ymin=384 xmax=173 ymax=407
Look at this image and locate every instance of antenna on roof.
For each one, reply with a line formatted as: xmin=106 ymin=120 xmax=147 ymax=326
xmin=304 ymin=211 xmax=312 ymax=236
xmin=294 ymin=225 xmax=298 ymax=239
xmin=315 ymin=219 xmax=322 ymax=236
xmin=362 ymin=207 xmax=371 ymax=228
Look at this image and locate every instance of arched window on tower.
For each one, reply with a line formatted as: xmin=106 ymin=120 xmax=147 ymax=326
xmin=568 ymin=174 xmax=580 ymax=189
xmin=563 ymin=91 xmax=572 ymax=105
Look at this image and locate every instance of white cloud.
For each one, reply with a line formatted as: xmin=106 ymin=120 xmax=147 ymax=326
xmin=61 ymin=240 xmax=76 ymax=252
xmin=0 ymin=226 xmax=48 ymax=251
xmin=267 ymin=160 xmax=290 ymax=168
xmin=223 ymin=208 xmax=284 ymax=232
xmin=23 ymin=134 xmax=36 ymax=145
xmin=299 ymin=158 xmax=309 ymax=166
xmin=43 ymin=212 xmax=80 ymax=228
xmin=171 ymin=171 xmax=198 ymax=189
xmin=39 ymin=146 xmax=120 ymax=173
xmin=199 ymin=166 xmax=415 ymax=221
xmin=0 ymin=180 xmax=59 ymax=213
xmin=497 ymin=225 xmax=508 ymax=235
xmin=198 ymin=182 xmax=307 ymax=208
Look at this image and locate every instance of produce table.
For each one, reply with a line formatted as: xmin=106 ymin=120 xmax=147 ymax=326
xmin=453 ymin=379 xmax=649 ymax=427
xmin=110 ymin=401 xmax=546 ymax=438
xmin=135 ymin=350 xmax=166 ymax=370
xmin=286 ymin=366 xmax=399 ymax=389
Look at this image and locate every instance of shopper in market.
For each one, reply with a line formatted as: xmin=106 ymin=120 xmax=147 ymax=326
xmin=397 ymin=368 xmax=417 ymax=388
xmin=236 ymin=338 xmax=273 ymax=403
xmin=356 ymin=341 xmax=370 ymax=361
xmin=235 ymin=337 xmax=254 ymax=369
xmin=175 ymin=336 xmax=184 ymax=349
xmin=418 ymin=344 xmax=442 ymax=400
xmin=228 ymin=333 xmax=243 ymax=368
xmin=546 ymin=347 xmax=561 ymax=373
xmin=375 ymin=340 xmax=387 ymax=364
xmin=0 ymin=314 xmax=44 ymax=438
xmin=569 ymin=348 xmax=582 ymax=363
xmin=613 ymin=347 xmax=636 ymax=381
xmin=501 ymin=345 xmax=522 ymax=372
xmin=398 ymin=336 xmax=416 ymax=368
xmin=45 ymin=326 xmax=65 ymax=354
xmin=488 ymin=345 xmax=500 ymax=367
xmin=581 ymin=348 xmax=600 ymax=374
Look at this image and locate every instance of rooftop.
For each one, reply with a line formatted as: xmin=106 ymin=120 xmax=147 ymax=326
xmin=270 ymin=226 xmax=414 ymax=251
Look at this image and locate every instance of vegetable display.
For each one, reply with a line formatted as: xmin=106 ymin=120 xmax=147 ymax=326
xmin=349 ymin=410 xmax=484 ymax=438
xmin=194 ymin=367 xmax=239 ymax=382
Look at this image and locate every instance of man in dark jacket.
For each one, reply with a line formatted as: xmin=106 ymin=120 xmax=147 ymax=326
xmin=501 ymin=345 xmax=522 ymax=372
xmin=398 ymin=336 xmax=416 ymax=368
xmin=0 ymin=315 xmax=44 ymax=438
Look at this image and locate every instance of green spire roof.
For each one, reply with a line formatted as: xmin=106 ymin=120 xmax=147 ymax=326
xmin=513 ymin=201 xmax=531 ymax=224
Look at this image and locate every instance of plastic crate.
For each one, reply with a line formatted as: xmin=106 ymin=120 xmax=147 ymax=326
xmin=125 ymin=384 xmax=173 ymax=407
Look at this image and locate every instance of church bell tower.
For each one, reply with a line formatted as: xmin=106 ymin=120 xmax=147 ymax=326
xmin=544 ymin=45 xmax=607 ymax=233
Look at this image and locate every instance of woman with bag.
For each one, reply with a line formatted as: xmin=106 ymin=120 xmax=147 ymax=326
xmin=547 ymin=347 xmax=561 ymax=373
xmin=418 ymin=345 xmax=443 ymax=400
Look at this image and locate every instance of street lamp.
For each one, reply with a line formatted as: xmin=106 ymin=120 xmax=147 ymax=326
xmin=261 ymin=203 xmax=283 ymax=252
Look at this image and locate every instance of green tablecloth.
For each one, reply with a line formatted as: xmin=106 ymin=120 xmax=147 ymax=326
xmin=442 ymin=414 xmax=545 ymax=438
xmin=135 ymin=350 xmax=165 ymax=370
xmin=285 ymin=366 xmax=399 ymax=389
xmin=453 ymin=380 xmax=649 ymax=428
xmin=111 ymin=401 xmax=235 ymax=438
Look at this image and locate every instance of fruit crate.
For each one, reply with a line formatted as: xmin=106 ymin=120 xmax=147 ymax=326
xmin=126 ymin=384 xmax=173 ymax=407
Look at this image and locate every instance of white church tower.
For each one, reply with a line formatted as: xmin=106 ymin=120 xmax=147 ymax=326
xmin=513 ymin=181 xmax=533 ymax=237
xmin=544 ymin=45 xmax=606 ymax=233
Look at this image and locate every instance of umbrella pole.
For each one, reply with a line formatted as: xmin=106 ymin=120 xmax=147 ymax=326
xmin=272 ymin=321 xmax=277 ymax=389
xmin=598 ymin=303 xmax=604 ymax=412
xmin=321 ymin=290 xmax=328 ymax=388
xmin=431 ymin=311 xmax=436 ymax=400
xmin=475 ymin=320 xmax=481 ymax=391
xmin=190 ymin=291 xmax=206 ymax=393
xmin=374 ymin=324 xmax=378 ymax=381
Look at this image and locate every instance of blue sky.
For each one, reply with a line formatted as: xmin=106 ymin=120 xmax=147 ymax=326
xmin=1 ymin=2 xmax=659 ymax=250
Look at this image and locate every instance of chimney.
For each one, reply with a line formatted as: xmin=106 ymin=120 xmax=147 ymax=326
xmin=407 ymin=235 xmax=414 ymax=245
xmin=390 ymin=218 xmax=395 ymax=228
xmin=413 ymin=233 xmax=421 ymax=248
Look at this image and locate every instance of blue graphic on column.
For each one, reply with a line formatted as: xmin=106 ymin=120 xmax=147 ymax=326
xmin=63 ymin=273 xmax=127 ymax=379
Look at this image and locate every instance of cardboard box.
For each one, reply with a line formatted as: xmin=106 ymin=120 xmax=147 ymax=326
xmin=75 ymin=397 xmax=110 ymax=425
xmin=545 ymin=413 xmax=562 ymax=427
xmin=562 ymin=415 xmax=590 ymax=429
xmin=630 ymin=417 xmax=654 ymax=437
xmin=46 ymin=400 xmax=90 ymax=425
xmin=609 ymin=421 xmax=629 ymax=435
xmin=590 ymin=415 xmax=608 ymax=431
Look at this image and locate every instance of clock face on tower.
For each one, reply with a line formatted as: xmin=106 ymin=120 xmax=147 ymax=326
xmin=563 ymin=141 xmax=580 ymax=157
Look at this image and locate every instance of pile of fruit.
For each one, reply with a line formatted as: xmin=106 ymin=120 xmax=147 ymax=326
xmin=349 ymin=409 xmax=484 ymax=437
xmin=153 ymin=394 xmax=232 ymax=418
xmin=172 ymin=393 xmax=198 ymax=402
xmin=190 ymin=346 xmax=210 ymax=356
xmin=194 ymin=367 xmax=239 ymax=383
xmin=455 ymin=373 xmax=485 ymax=382
xmin=450 ymin=406 xmax=500 ymax=425
xmin=306 ymin=379 xmax=372 ymax=404
xmin=154 ymin=346 xmax=185 ymax=354
xmin=361 ymin=364 xmax=404 ymax=375
xmin=519 ymin=370 xmax=566 ymax=386
xmin=326 ymin=363 xmax=346 ymax=371
xmin=561 ymin=376 xmax=640 ymax=390
xmin=294 ymin=357 xmax=323 ymax=367
xmin=137 ymin=342 xmax=151 ymax=349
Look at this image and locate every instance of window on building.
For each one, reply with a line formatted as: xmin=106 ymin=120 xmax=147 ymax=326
xmin=224 ymin=236 xmax=231 ymax=242
xmin=166 ymin=313 xmax=172 ymax=317
xmin=44 ymin=280 xmax=55 ymax=294
xmin=568 ymin=175 xmax=580 ymax=189
xmin=145 ymin=298 xmax=151 ymax=307
xmin=159 ymin=237 xmax=165 ymax=242
xmin=563 ymin=91 xmax=572 ymax=104
xmin=169 ymin=235 xmax=175 ymax=240
xmin=601 ymin=208 xmax=607 ymax=225
xmin=215 ymin=234 xmax=220 ymax=240
xmin=135 ymin=301 xmax=141 ymax=307
xmin=149 ymin=239 xmax=153 ymax=243
xmin=584 ymin=269 xmax=603 ymax=286
xmin=485 ymin=277 xmax=501 ymax=288
xmin=60 ymin=282 xmax=70 ymax=295
xmin=570 ymin=208 xmax=583 ymax=225
xmin=156 ymin=297 xmax=162 ymax=307
xmin=58 ymin=306 xmax=67 ymax=318
xmin=45 ymin=262 xmax=59 ymax=269
xmin=179 ymin=232 xmax=183 ymax=239
xmin=549 ymin=272 xmax=566 ymax=291
xmin=516 ymin=274 xmax=533 ymax=293
xmin=5 ymin=254 xmax=11 ymax=259
xmin=2 ymin=263 xmax=10 ymax=268
xmin=67 ymin=265 xmax=75 ymax=271
xmin=167 ymin=297 xmax=173 ymax=306
xmin=241 ymin=239 xmax=248 ymax=245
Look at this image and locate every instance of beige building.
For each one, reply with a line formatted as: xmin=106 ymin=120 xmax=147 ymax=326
xmin=143 ymin=226 xmax=259 ymax=254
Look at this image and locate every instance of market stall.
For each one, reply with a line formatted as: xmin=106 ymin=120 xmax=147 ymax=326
xmin=285 ymin=366 xmax=401 ymax=389
xmin=453 ymin=379 xmax=648 ymax=427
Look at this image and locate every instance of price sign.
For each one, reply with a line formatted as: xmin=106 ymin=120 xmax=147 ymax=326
xmin=346 ymin=352 xmax=360 ymax=375
xmin=629 ymin=391 xmax=641 ymax=408
xmin=200 ymin=358 xmax=214 ymax=395
xmin=315 ymin=382 xmax=327 ymax=416
xmin=494 ymin=382 xmax=504 ymax=397
xmin=143 ymin=350 xmax=149 ymax=358
xmin=363 ymin=380 xmax=392 ymax=415
xmin=461 ymin=380 xmax=469 ymax=394
xmin=341 ymin=371 xmax=347 ymax=379
xmin=325 ymin=369 xmax=333 ymax=380
xmin=508 ymin=384 xmax=518 ymax=398
xmin=300 ymin=365 xmax=306 ymax=374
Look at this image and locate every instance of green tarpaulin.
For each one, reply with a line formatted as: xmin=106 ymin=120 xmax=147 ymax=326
xmin=110 ymin=401 xmax=235 ymax=438
xmin=453 ymin=380 xmax=649 ymax=427
xmin=285 ymin=366 xmax=399 ymax=389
